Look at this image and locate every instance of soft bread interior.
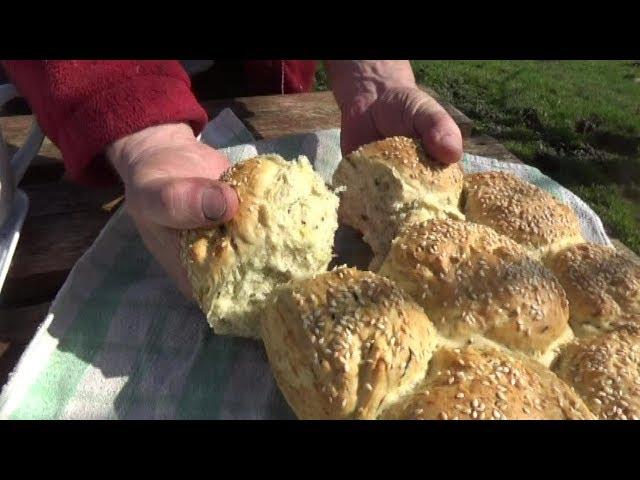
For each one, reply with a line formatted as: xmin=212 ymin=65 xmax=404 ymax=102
xmin=183 ymin=155 xmax=339 ymax=339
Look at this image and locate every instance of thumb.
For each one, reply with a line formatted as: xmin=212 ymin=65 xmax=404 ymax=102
xmin=413 ymin=97 xmax=464 ymax=165
xmin=134 ymin=177 xmax=239 ymax=229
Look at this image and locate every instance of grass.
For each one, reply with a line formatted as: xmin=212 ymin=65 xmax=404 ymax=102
xmin=315 ymin=61 xmax=640 ymax=253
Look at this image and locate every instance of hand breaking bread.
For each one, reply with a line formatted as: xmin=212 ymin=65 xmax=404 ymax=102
xmin=180 ymin=154 xmax=339 ymax=339
xmin=331 ymin=136 xmax=465 ymax=271
xmin=179 ymin=136 xmax=638 ymax=420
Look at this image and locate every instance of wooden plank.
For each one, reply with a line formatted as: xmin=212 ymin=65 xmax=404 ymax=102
xmin=0 ymin=116 xmax=62 ymax=162
xmin=204 ymin=91 xmax=342 ymax=140
xmin=3 ymin=92 xmax=472 ymax=154
xmin=0 ymin=302 xmax=50 ymax=343
xmin=23 ymin=182 xmax=122 ymax=218
xmin=0 ymin=180 xmax=121 ymax=306
xmin=0 ymin=341 xmax=28 ymax=388
xmin=203 ymin=90 xmax=474 ymax=141
xmin=1 ymin=209 xmax=113 ymax=306
xmin=0 ymin=302 xmax=50 ymax=389
xmin=19 ymin=162 xmax=66 ymax=185
xmin=7 ymin=208 xmax=112 ymax=281
xmin=464 ymin=134 xmax=523 ymax=164
xmin=0 ymin=116 xmax=65 ymax=185
xmin=1 ymin=270 xmax=70 ymax=308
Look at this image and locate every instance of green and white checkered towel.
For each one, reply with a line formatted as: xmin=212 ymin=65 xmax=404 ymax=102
xmin=0 ymin=109 xmax=611 ymax=419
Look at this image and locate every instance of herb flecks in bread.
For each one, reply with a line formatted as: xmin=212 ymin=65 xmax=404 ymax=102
xmin=262 ymin=267 xmax=439 ymax=419
xmin=181 ymin=154 xmax=339 ymax=339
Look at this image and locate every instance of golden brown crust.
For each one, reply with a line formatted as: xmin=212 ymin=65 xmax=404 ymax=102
xmin=463 ymin=171 xmax=585 ymax=259
xmin=351 ymin=136 xmax=464 ymax=196
xmin=552 ymin=323 xmax=640 ymax=420
xmin=380 ymin=345 xmax=595 ymax=420
xmin=261 ymin=267 xmax=439 ymax=419
xmin=181 ymin=154 xmax=339 ymax=338
xmin=183 ymin=158 xmax=277 ymax=287
xmin=379 ymin=219 xmax=571 ymax=359
xmin=332 ymin=136 xmax=464 ymax=270
xmin=546 ymin=243 xmax=640 ymax=336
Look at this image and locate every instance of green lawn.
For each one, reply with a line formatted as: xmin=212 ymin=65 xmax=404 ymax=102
xmin=315 ymin=61 xmax=640 ymax=253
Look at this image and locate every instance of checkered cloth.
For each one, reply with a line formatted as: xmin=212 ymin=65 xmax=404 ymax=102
xmin=0 ymin=109 xmax=611 ymax=419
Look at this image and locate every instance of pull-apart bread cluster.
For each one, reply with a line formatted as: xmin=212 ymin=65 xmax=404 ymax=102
xmin=180 ymin=136 xmax=638 ymax=419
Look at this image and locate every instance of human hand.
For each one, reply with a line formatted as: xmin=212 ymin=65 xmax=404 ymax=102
xmin=326 ymin=61 xmax=463 ymax=164
xmin=107 ymin=123 xmax=239 ymax=297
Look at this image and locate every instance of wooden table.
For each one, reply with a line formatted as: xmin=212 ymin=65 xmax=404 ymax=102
xmin=0 ymin=90 xmax=632 ymax=385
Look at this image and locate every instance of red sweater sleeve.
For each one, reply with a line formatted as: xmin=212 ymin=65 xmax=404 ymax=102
xmin=1 ymin=60 xmax=208 ymax=185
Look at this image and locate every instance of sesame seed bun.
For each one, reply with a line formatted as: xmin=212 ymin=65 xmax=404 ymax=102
xmin=378 ymin=219 xmax=572 ymax=363
xmin=332 ymin=136 xmax=464 ymax=271
xmin=380 ymin=344 xmax=595 ymax=420
xmin=261 ymin=267 xmax=439 ymax=419
xmin=463 ymin=171 xmax=585 ymax=260
xmin=552 ymin=323 xmax=640 ymax=420
xmin=545 ymin=243 xmax=640 ymax=337
xmin=181 ymin=154 xmax=339 ymax=339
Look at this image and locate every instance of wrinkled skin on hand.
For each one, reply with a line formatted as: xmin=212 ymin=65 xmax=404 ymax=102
xmin=107 ymin=123 xmax=238 ymax=297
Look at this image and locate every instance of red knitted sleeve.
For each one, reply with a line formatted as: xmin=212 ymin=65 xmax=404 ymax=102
xmin=1 ymin=60 xmax=208 ymax=185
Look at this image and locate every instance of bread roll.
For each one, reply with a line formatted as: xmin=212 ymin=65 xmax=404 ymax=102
xmin=378 ymin=219 xmax=572 ymax=362
xmin=463 ymin=171 xmax=585 ymax=259
xmin=552 ymin=323 xmax=640 ymax=420
xmin=546 ymin=243 xmax=640 ymax=336
xmin=261 ymin=267 xmax=439 ymax=419
xmin=332 ymin=136 xmax=464 ymax=271
xmin=380 ymin=344 xmax=595 ymax=420
xmin=181 ymin=154 xmax=339 ymax=339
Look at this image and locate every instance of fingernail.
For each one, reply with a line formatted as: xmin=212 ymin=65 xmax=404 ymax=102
xmin=202 ymin=186 xmax=227 ymax=222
